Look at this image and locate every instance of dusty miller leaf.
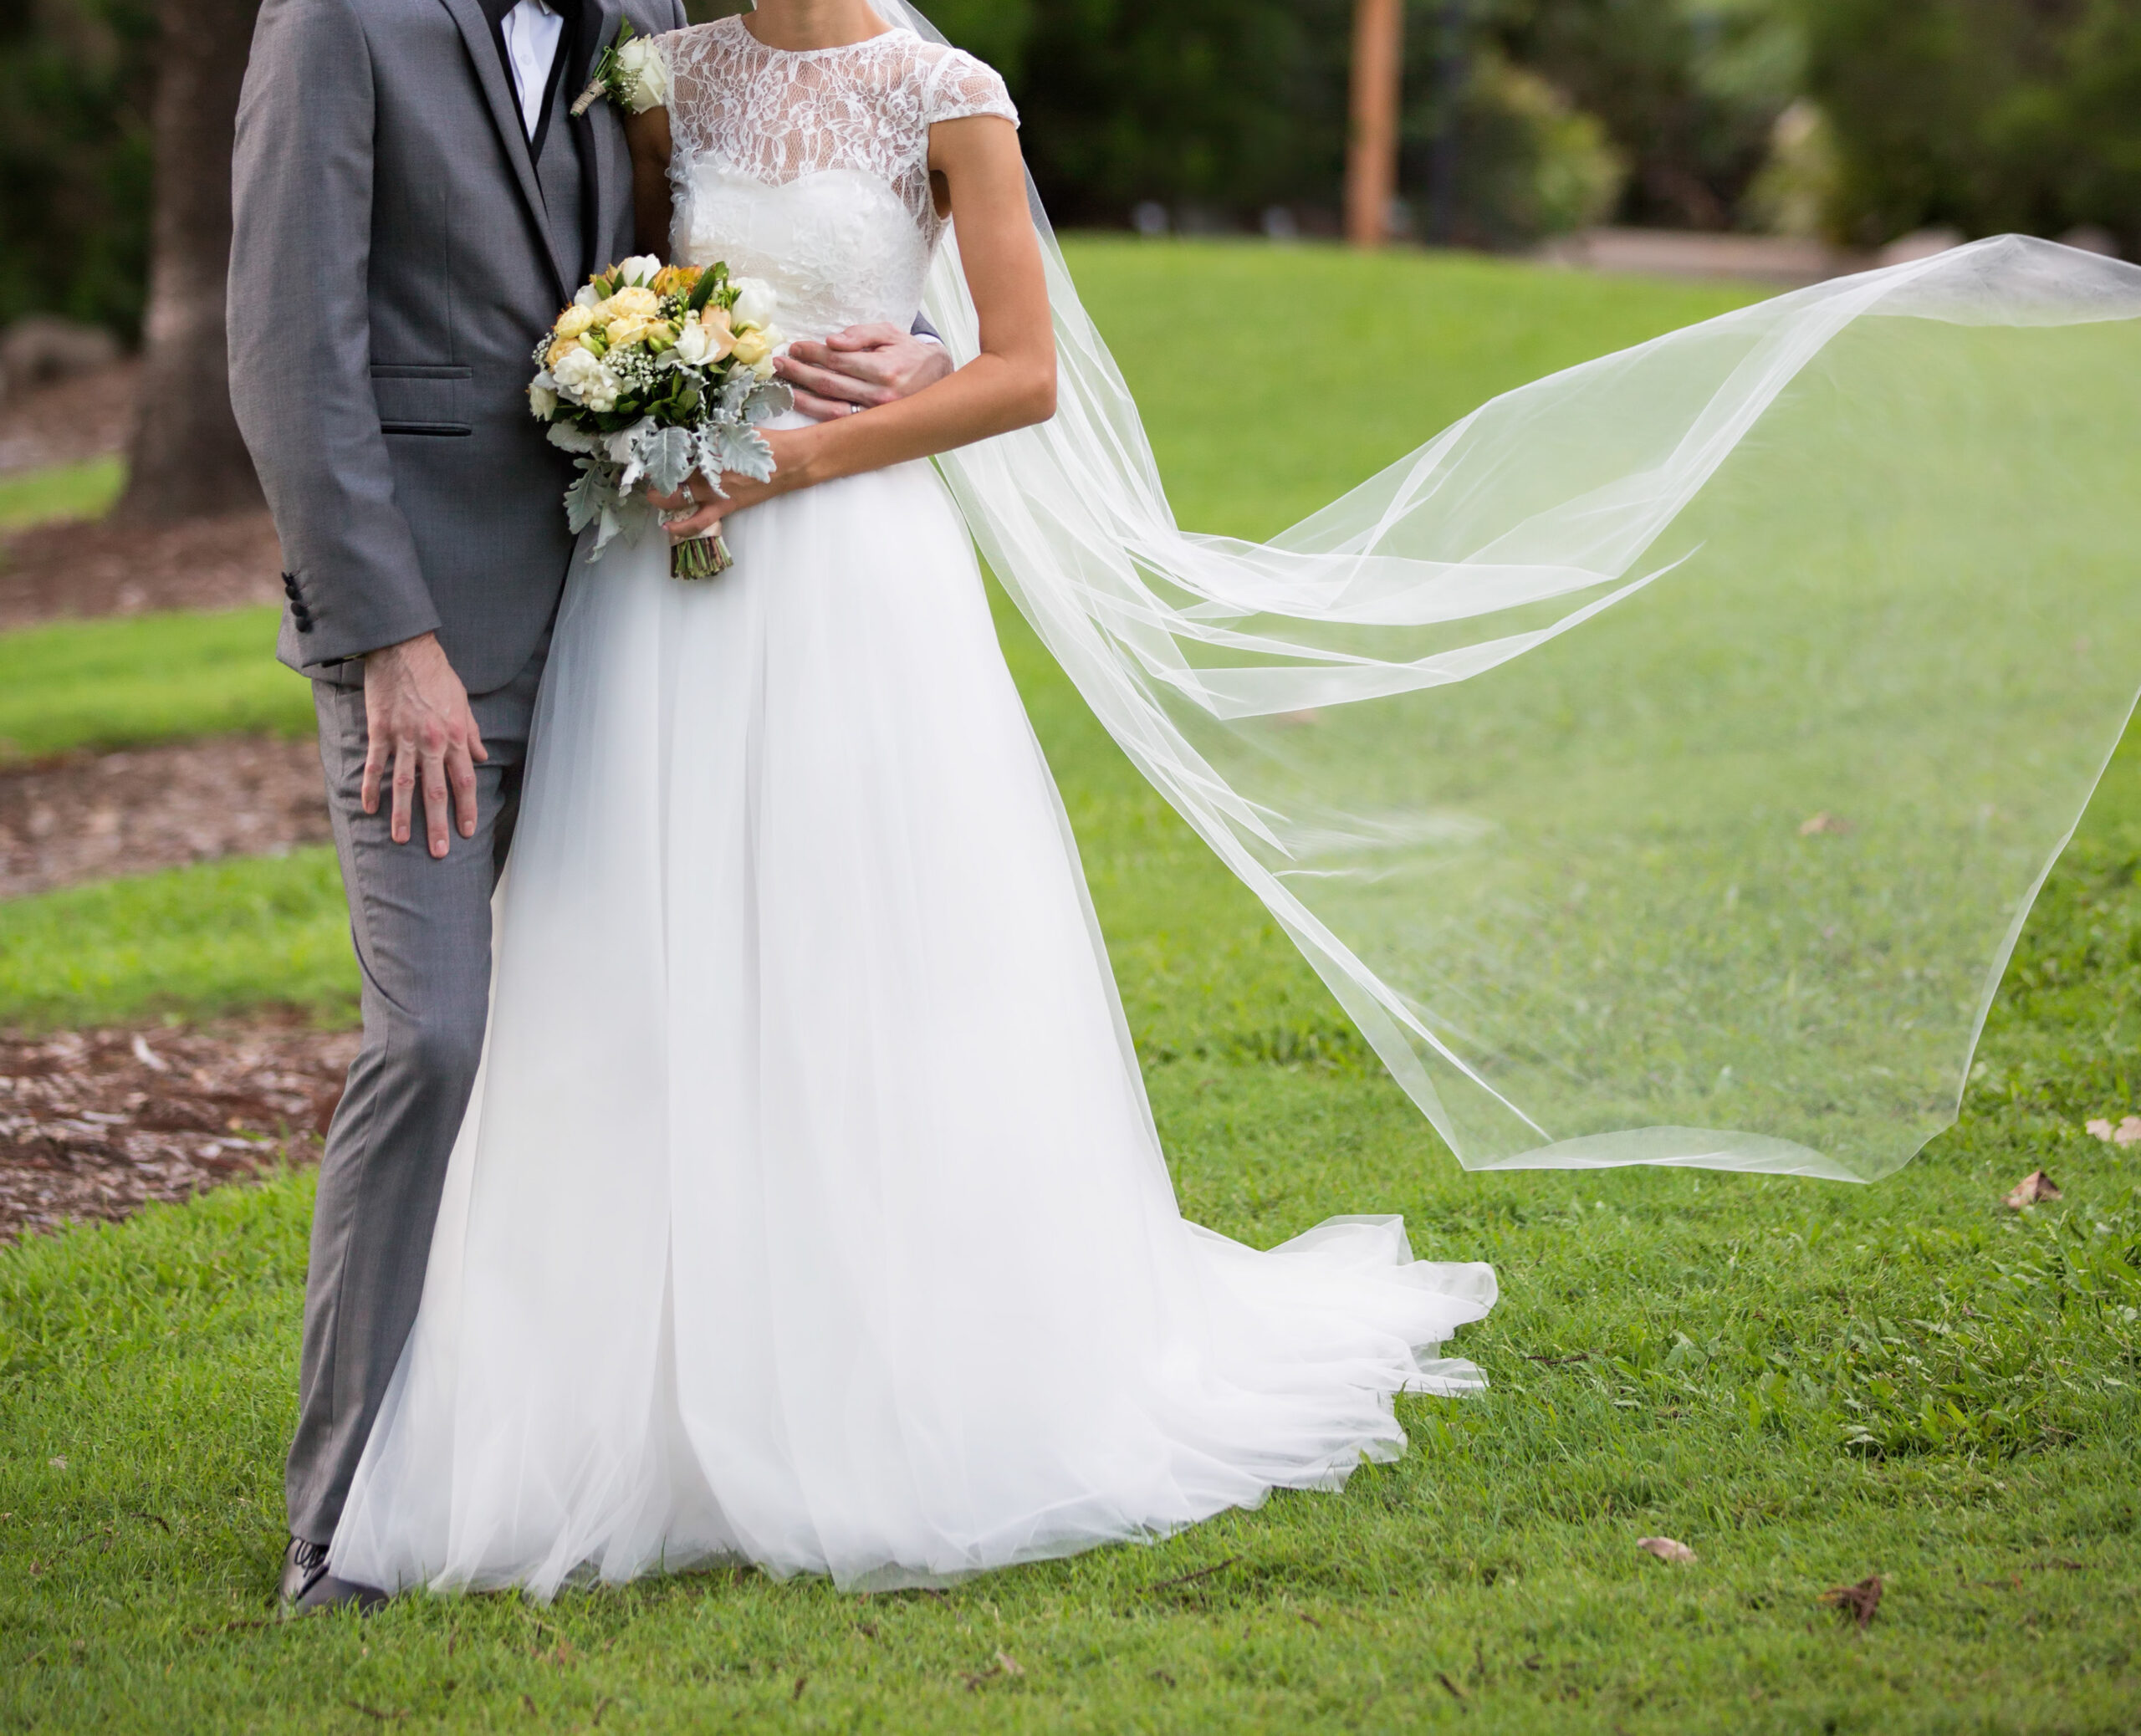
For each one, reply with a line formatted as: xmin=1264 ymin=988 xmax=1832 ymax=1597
xmin=712 ymin=421 xmax=776 ymax=483
xmin=638 ymin=426 xmax=697 ymax=497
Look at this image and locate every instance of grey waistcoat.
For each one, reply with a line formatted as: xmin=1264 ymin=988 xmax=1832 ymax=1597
xmin=532 ymin=43 xmax=588 ymax=289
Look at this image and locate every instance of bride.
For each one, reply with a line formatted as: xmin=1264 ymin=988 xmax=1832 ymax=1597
xmin=327 ymin=0 xmax=1499 ymax=1597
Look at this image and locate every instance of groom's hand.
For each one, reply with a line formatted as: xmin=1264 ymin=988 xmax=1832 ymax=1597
xmin=776 ymin=324 xmax=953 ymax=420
xmin=361 ymin=632 xmax=488 ymax=859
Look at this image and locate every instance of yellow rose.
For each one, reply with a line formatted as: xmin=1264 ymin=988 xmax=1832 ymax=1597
xmin=729 ymin=326 xmax=772 ymax=368
xmin=554 ymin=305 xmax=595 ymax=340
xmin=608 ymin=285 xmax=660 ymax=319
xmin=546 ymin=335 xmax=584 ymax=368
xmin=606 ymin=315 xmax=651 ymax=349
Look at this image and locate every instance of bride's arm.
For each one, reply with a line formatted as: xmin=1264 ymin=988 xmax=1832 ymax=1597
xmin=624 ymin=107 xmax=674 ymax=258
xmin=657 ymin=115 xmax=1055 ymax=541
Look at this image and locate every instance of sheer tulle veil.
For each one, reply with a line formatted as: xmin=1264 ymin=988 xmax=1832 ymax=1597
xmin=881 ymin=1 xmax=2141 ymax=1182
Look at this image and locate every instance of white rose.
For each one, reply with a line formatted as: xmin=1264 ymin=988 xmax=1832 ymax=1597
xmin=670 ymin=319 xmax=713 ymax=365
xmin=615 ymin=37 xmax=671 ymax=113
xmin=616 ymin=253 xmax=663 ymax=289
xmin=753 ymin=355 xmax=777 ymax=382
xmin=528 ymin=379 xmax=559 ymax=419
xmin=551 ymin=345 xmax=606 ymax=403
xmin=728 ymin=277 xmax=778 ymax=331
xmin=573 ymin=282 xmax=602 ymax=309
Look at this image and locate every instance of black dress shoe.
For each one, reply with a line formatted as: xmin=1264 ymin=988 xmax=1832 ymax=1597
xmin=278 ymin=1535 xmax=387 ymax=1616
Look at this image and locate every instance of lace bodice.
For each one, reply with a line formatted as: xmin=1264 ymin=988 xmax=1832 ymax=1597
xmin=657 ymin=17 xmax=1018 ymax=343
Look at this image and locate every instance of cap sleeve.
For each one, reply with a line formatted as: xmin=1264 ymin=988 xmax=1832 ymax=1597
xmin=654 ymin=23 xmax=726 ymax=161
xmin=922 ymin=47 xmax=1019 ymax=130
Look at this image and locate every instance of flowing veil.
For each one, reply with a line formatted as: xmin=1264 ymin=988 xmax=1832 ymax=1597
xmin=881 ymin=1 xmax=2141 ymax=1182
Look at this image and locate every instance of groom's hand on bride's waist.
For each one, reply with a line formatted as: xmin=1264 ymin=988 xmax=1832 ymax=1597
xmin=776 ymin=324 xmax=953 ymax=421
xmin=361 ymin=633 xmax=488 ymax=860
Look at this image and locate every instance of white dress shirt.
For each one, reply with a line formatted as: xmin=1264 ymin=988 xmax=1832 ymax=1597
xmin=501 ymin=0 xmax=566 ymax=140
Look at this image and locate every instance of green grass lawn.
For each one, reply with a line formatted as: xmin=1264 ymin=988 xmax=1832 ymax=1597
xmin=2 ymin=243 xmax=2137 ymax=1732
xmin=0 ymin=457 xmax=125 ymax=532
xmin=0 ymin=607 xmax=312 ymax=766
xmin=0 ymin=850 xmax=354 ymax=1029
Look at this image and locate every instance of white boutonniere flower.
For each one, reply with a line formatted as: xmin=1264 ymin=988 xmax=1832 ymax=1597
xmin=572 ymin=23 xmax=670 ymax=119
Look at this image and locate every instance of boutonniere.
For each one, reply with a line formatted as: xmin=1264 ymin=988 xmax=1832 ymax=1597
xmin=570 ymin=22 xmax=671 ymax=118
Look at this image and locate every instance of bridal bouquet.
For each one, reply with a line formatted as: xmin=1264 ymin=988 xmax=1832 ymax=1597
xmin=529 ymin=255 xmax=790 ymax=580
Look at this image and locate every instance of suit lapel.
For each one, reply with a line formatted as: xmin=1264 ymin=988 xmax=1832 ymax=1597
xmin=437 ymin=0 xmax=570 ymax=303
xmin=577 ymin=0 xmax=629 ymax=273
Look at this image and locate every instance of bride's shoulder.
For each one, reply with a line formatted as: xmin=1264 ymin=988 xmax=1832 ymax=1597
xmin=896 ymin=33 xmax=1019 ymax=128
xmin=647 ymin=13 xmax=745 ymax=74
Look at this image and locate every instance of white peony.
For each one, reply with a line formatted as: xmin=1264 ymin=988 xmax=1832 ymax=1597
xmin=728 ymin=277 xmax=778 ymax=331
xmin=670 ymin=319 xmax=714 ymax=365
xmin=615 ymin=36 xmax=671 ymax=113
xmin=616 ymin=254 xmax=663 ymax=289
xmin=550 ymin=345 xmax=607 ymax=403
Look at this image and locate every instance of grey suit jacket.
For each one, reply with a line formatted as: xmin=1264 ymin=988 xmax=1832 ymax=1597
xmin=229 ymin=0 xmax=686 ymax=694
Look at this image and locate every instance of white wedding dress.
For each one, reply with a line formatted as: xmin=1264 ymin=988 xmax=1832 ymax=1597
xmin=330 ymin=17 xmax=1495 ymax=1598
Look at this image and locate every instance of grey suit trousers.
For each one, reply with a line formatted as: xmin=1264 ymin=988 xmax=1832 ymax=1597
xmin=286 ymin=636 xmax=549 ymax=1546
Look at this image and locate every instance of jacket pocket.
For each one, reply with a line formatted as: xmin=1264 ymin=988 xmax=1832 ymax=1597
xmin=370 ymin=365 xmax=473 ymax=437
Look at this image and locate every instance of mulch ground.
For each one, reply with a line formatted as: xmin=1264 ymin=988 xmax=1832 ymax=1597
xmin=0 ymin=1024 xmax=359 ymax=1246
xmin=0 ymin=362 xmax=286 ymax=631
xmin=0 ymin=510 xmax=286 ymax=633
xmin=0 ymin=369 xmax=355 ymax=1246
xmin=0 ymin=360 xmax=140 ymax=477
xmin=0 ymin=734 xmax=333 ymax=901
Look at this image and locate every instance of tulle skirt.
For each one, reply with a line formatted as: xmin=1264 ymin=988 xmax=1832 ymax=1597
xmin=327 ymin=448 xmax=1496 ymax=1596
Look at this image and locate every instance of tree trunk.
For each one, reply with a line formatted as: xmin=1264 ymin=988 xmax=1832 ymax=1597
xmin=115 ymin=0 xmax=263 ymax=526
xmin=1345 ymin=0 xmax=1405 ymax=248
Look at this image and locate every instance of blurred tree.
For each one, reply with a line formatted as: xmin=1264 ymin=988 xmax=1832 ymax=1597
xmin=1495 ymin=0 xmax=1801 ymax=229
xmin=1801 ymin=0 xmax=2141 ymax=252
xmin=1403 ymin=44 xmax=1625 ymax=247
xmin=114 ymin=0 xmax=262 ymax=524
xmin=0 ymin=0 xmax=157 ymax=336
xmin=1016 ymin=0 xmax=1354 ymax=227
xmin=914 ymin=0 xmax=1035 ymax=84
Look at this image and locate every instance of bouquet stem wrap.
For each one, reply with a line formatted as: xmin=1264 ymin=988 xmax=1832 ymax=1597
xmin=671 ymin=529 xmax=733 ymax=581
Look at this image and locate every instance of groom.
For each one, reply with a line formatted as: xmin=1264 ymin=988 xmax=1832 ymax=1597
xmin=227 ymin=0 xmax=948 ymax=1614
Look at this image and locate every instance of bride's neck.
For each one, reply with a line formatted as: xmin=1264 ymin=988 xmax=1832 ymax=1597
xmin=741 ymin=1 xmax=894 ymax=52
